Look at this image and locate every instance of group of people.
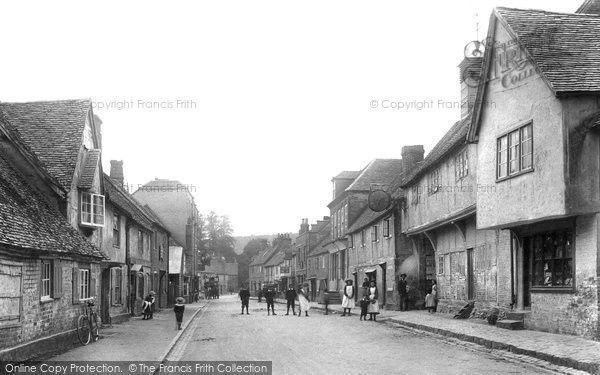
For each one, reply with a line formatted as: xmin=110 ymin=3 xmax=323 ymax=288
xmin=238 ymin=284 xmax=311 ymax=316
xmin=237 ymin=275 xmax=438 ymax=319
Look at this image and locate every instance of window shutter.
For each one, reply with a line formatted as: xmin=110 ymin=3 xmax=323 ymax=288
xmin=90 ymin=272 xmax=96 ymax=298
xmin=72 ymin=267 xmax=80 ymax=304
xmin=52 ymin=260 xmax=62 ymax=298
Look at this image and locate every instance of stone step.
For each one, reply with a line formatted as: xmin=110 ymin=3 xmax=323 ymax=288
xmin=506 ymin=312 xmax=526 ymax=321
xmin=496 ymin=319 xmax=524 ymax=330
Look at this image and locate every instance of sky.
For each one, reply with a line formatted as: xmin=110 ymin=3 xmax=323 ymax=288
xmin=0 ymin=0 xmax=580 ymax=236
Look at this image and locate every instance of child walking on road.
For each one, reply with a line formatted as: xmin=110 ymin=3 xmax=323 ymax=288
xmin=174 ymin=297 xmax=185 ymax=330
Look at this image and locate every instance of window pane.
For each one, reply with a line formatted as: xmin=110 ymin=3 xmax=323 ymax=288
xmin=509 ymin=131 xmax=520 ymax=174
xmin=497 ymin=137 xmax=508 ymax=178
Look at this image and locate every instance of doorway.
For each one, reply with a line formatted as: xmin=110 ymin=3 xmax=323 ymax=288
xmin=467 ymin=248 xmax=474 ymax=300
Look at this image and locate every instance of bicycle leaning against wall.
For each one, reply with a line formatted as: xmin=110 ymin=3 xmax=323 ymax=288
xmin=77 ymin=297 xmax=100 ymax=345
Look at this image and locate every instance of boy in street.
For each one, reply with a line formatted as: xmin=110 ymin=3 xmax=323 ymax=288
xmin=239 ymin=284 xmax=250 ymax=315
xmin=285 ymin=285 xmax=297 ymax=315
xmin=265 ymin=286 xmax=276 ymax=315
xmin=359 ymin=294 xmax=369 ymax=321
xmin=174 ymin=297 xmax=185 ymax=330
xmin=397 ymin=274 xmax=408 ymax=311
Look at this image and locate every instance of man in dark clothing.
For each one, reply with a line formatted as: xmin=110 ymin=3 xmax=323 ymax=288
xmin=284 ymin=285 xmax=297 ymax=315
xmin=397 ymin=274 xmax=408 ymax=311
xmin=239 ymin=285 xmax=250 ymax=315
xmin=265 ymin=286 xmax=276 ymax=315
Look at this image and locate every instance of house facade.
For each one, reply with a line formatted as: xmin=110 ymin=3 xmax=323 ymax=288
xmin=469 ymin=5 xmax=600 ymax=338
xmin=0 ymin=100 xmax=108 ymax=360
xmin=134 ymin=179 xmax=201 ymax=303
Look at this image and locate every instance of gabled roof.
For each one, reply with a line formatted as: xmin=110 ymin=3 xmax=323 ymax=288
xmin=576 ymin=0 xmax=600 ymax=14
xmin=334 ymin=171 xmax=360 ymax=180
xmin=494 ymin=7 xmax=600 ymax=94
xmin=347 ymin=206 xmax=394 ymax=234
xmin=402 ymin=116 xmax=470 ymax=186
xmin=0 ymin=99 xmax=93 ymax=190
xmin=0 ymin=152 xmax=107 ymax=260
xmin=346 ymin=159 xmax=403 ymax=191
xmin=78 ymin=149 xmax=101 ymax=189
xmin=103 ymin=174 xmax=153 ymax=231
xmin=264 ymin=249 xmax=285 ymax=267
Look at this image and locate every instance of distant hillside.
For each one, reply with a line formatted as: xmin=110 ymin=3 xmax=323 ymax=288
xmin=234 ymin=233 xmax=297 ymax=254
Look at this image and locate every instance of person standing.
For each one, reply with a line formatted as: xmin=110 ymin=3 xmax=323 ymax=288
xmin=297 ymin=284 xmax=310 ymax=317
xmin=397 ymin=274 xmax=408 ymax=311
xmin=265 ymin=286 xmax=276 ymax=315
xmin=367 ymin=280 xmax=380 ymax=321
xmin=173 ymin=297 xmax=185 ymax=330
xmin=285 ymin=285 xmax=297 ymax=315
xmin=359 ymin=294 xmax=370 ymax=321
xmin=239 ymin=284 xmax=250 ymax=315
xmin=142 ymin=291 xmax=155 ymax=320
xmin=341 ymin=279 xmax=355 ymax=316
xmin=425 ymin=279 xmax=438 ymax=313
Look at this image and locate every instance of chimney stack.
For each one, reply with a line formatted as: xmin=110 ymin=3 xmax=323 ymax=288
xmin=576 ymin=0 xmax=600 ymax=14
xmin=401 ymin=145 xmax=425 ymax=173
xmin=110 ymin=160 xmax=124 ymax=187
xmin=299 ymin=218 xmax=309 ymax=234
xmin=459 ymin=56 xmax=483 ymax=118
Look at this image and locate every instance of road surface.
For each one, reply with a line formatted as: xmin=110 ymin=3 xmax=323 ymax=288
xmin=167 ymin=295 xmax=565 ymax=375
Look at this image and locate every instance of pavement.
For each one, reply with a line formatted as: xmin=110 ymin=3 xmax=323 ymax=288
xmin=47 ymin=300 xmax=209 ymax=363
xmin=260 ymin=297 xmax=600 ymax=374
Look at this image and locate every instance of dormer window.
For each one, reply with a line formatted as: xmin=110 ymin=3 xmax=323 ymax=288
xmin=81 ymin=192 xmax=105 ymax=227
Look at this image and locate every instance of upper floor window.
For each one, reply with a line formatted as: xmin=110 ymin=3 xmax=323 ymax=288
xmin=81 ymin=192 xmax=105 ymax=227
xmin=428 ymin=168 xmax=441 ymax=195
xmin=383 ymin=219 xmax=391 ymax=238
xmin=113 ymin=212 xmax=121 ymax=247
xmin=138 ymin=230 xmax=144 ymax=253
xmin=348 ymin=233 xmax=354 ymax=248
xmin=497 ymin=123 xmax=533 ymax=180
xmin=360 ymin=229 xmax=366 ymax=247
xmin=411 ymin=185 xmax=420 ymax=205
xmin=455 ymin=150 xmax=469 ymax=181
xmin=371 ymin=225 xmax=378 ymax=242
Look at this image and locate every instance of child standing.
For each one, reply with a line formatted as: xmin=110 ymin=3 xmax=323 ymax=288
xmin=359 ymin=295 xmax=369 ymax=321
xmin=174 ymin=297 xmax=185 ymax=330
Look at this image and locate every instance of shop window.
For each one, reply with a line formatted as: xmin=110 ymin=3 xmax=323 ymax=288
xmin=532 ymin=230 xmax=573 ymax=288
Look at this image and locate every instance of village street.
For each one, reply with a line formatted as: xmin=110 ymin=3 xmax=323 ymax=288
xmin=167 ymin=295 xmax=568 ymax=375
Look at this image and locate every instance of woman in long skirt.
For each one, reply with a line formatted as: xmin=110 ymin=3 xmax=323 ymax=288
xmin=425 ymin=280 xmax=437 ymax=313
xmin=341 ymin=279 xmax=355 ymax=316
xmin=367 ymin=281 xmax=380 ymax=321
xmin=297 ymin=284 xmax=310 ymax=317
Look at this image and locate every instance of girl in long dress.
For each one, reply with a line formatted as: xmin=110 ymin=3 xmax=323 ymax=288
xmin=425 ymin=280 xmax=437 ymax=313
xmin=341 ymin=279 xmax=355 ymax=316
xmin=297 ymin=284 xmax=310 ymax=317
xmin=367 ymin=281 xmax=379 ymax=321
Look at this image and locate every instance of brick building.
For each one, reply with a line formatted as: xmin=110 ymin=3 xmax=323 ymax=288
xmin=134 ymin=179 xmax=201 ymax=303
xmin=468 ymin=3 xmax=600 ymax=338
xmin=0 ymin=101 xmax=108 ymax=360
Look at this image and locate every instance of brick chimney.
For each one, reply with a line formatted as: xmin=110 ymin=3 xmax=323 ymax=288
xmin=401 ymin=145 xmax=424 ymax=173
xmin=110 ymin=160 xmax=124 ymax=187
xmin=459 ymin=56 xmax=483 ymax=118
xmin=299 ymin=218 xmax=309 ymax=234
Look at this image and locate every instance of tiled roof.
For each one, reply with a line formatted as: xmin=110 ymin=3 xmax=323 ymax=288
xmin=402 ymin=116 xmax=470 ymax=186
xmin=78 ymin=149 xmax=101 ymax=189
xmin=347 ymin=207 xmax=393 ymax=234
xmin=264 ymin=250 xmax=285 ymax=267
xmin=103 ymin=174 xmax=154 ymax=231
xmin=577 ymin=0 xmax=600 ymax=14
xmin=0 ymin=99 xmax=92 ymax=190
xmin=496 ymin=7 xmax=600 ymax=93
xmin=0 ymin=152 xmax=107 ymax=259
xmin=334 ymin=171 xmax=360 ymax=180
xmin=346 ymin=159 xmax=403 ymax=191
